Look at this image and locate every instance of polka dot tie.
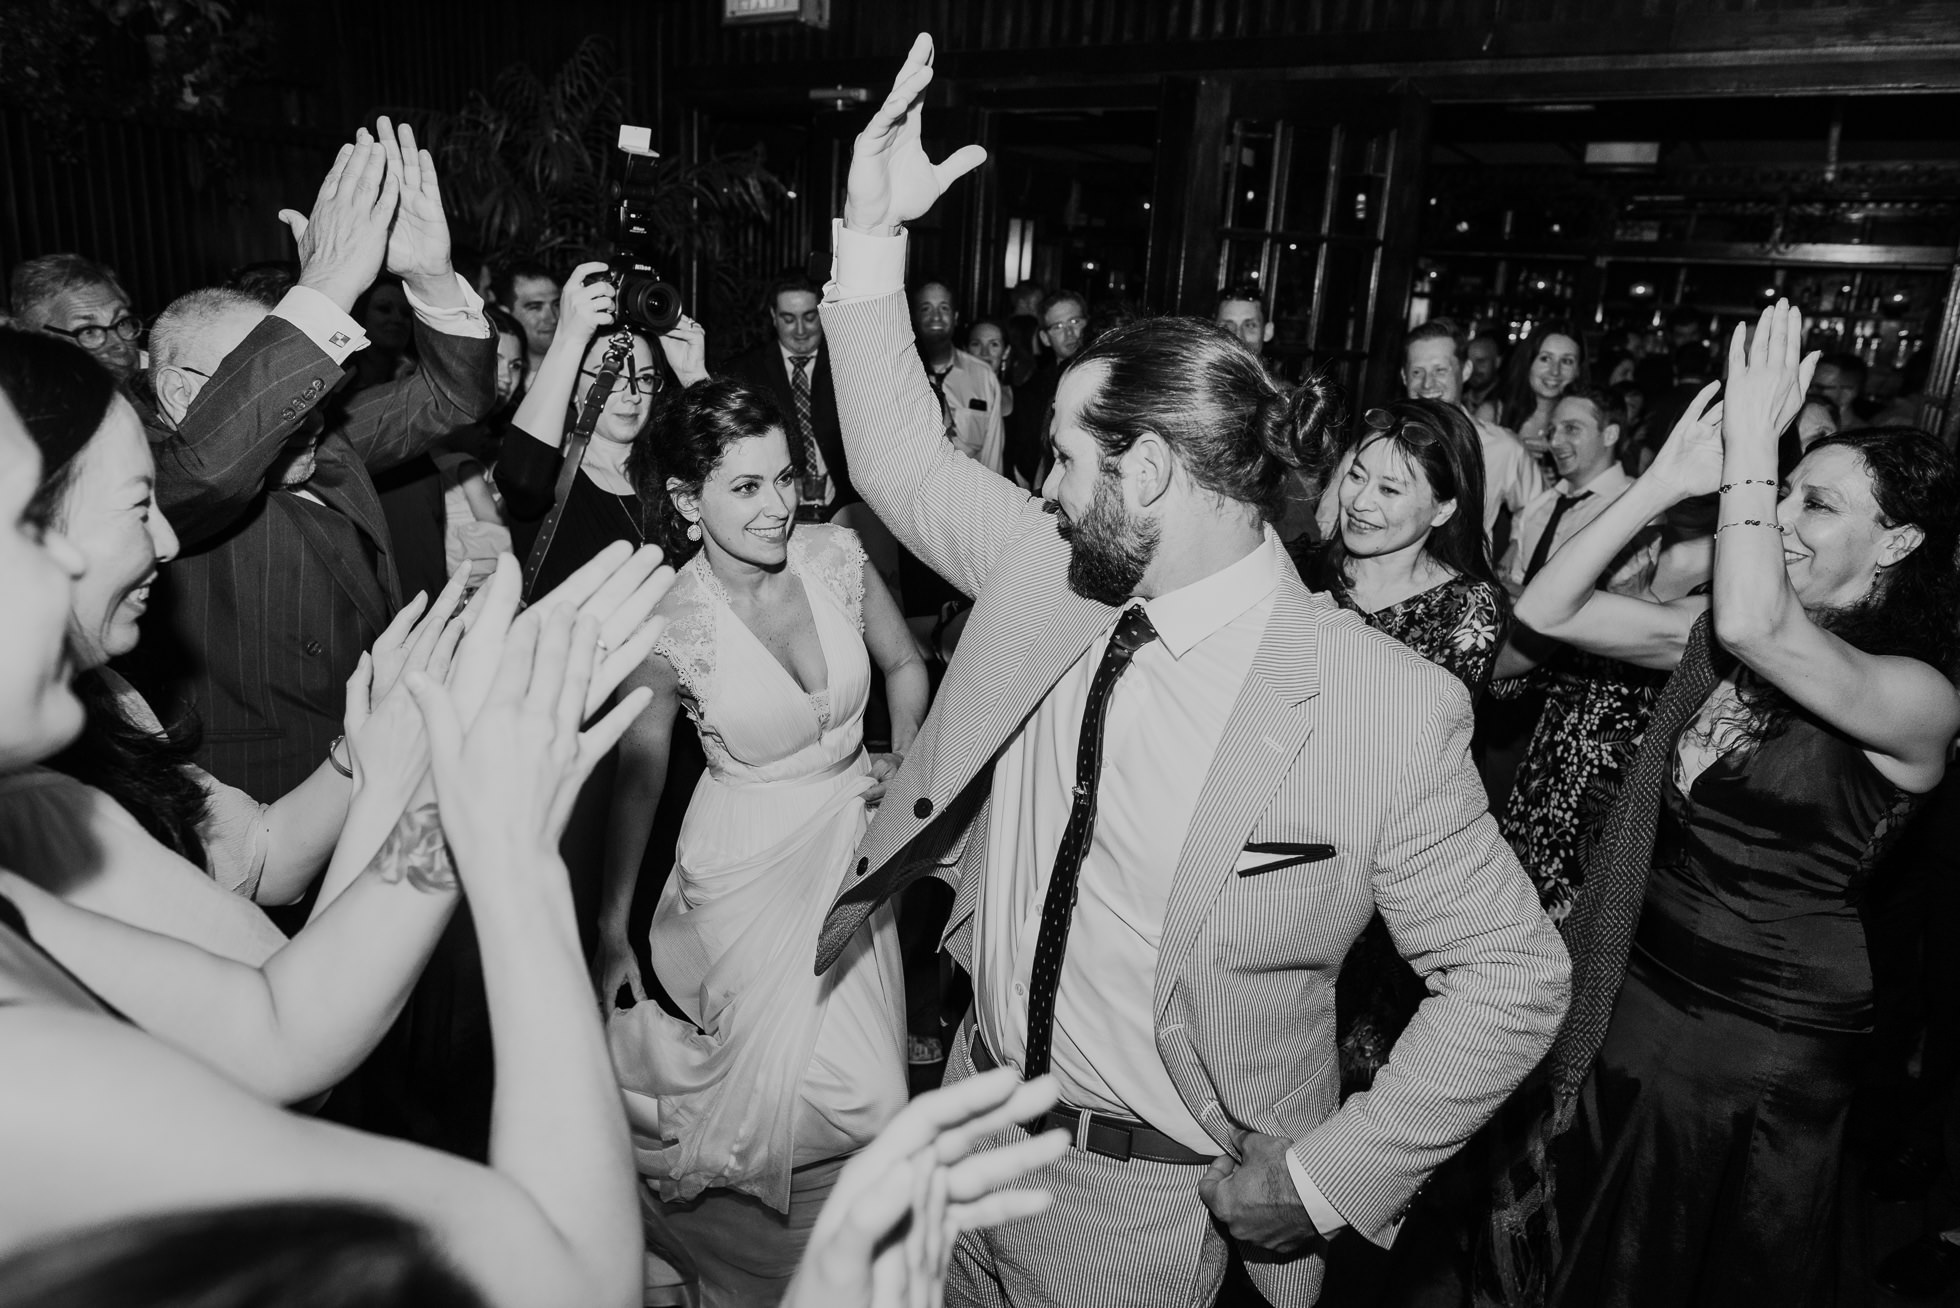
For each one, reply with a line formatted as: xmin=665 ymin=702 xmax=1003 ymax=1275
xmin=1022 ymin=603 xmax=1160 ymax=1080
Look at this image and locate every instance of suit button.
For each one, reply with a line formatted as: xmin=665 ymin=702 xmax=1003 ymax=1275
xmin=855 ymin=857 xmax=868 ymax=877
xmin=303 ymin=639 xmax=323 ymax=656
xmin=914 ymin=797 xmax=933 ymax=819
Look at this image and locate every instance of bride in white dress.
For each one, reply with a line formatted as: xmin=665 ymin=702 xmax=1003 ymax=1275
xmin=596 ymin=377 xmax=929 ymax=1306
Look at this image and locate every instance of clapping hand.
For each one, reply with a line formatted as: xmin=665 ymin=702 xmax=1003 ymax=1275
xmin=342 ymin=563 xmax=472 ymax=796
xmin=845 ymin=34 xmax=989 ymax=236
xmin=444 ymin=543 xmax=672 ymax=734
xmin=410 ymin=605 xmax=654 ymax=867
xmin=785 ymin=1069 xmax=1068 ymax=1308
xmin=373 ymin=116 xmax=461 ymax=307
xmin=1644 ymin=380 xmax=1725 ymax=502
xmin=1723 ymin=299 xmax=1819 ymax=452
xmin=282 ymin=137 xmax=397 ymax=314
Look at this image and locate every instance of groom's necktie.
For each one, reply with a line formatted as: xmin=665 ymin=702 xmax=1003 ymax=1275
xmin=1022 ymin=604 xmax=1160 ymax=1080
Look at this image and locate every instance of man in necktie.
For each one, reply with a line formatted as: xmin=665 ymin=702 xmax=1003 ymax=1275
xmin=911 ymin=279 xmax=1004 ymax=474
xmin=1501 ymin=386 xmax=1656 ymax=595
xmin=723 ymin=271 xmax=859 ymax=520
xmin=815 ymin=38 xmax=1570 ymax=1308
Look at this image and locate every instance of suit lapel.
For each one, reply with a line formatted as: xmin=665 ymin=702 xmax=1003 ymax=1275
xmin=927 ymin=558 xmax=1115 ymax=804
xmin=1154 ymin=573 xmax=1324 ymax=1018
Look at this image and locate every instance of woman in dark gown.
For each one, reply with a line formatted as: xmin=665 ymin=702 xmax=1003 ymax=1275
xmin=1292 ymin=397 xmax=1508 ymax=1090
xmin=1511 ymin=303 xmax=1960 ymax=1307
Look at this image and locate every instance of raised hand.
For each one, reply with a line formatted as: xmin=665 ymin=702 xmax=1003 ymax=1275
xmin=1644 ymin=380 xmax=1726 ymax=502
xmin=1723 ymin=299 xmax=1819 ymax=451
xmin=784 ymin=1069 xmax=1067 ymax=1308
xmin=656 ymin=314 xmax=709 ymax=388
xmin=374 ymin=117 xmax=459 ymax=304
xmin=443 ymin=544 xmax=672 ymax=730
xmin=281 ymin=138 xmax=398 ymax=314
xmin=410 ymin=607 xmax=655 ymax=866
xmin=844 ymin=34 xmax=989 ymax=235
xmin=558 ymin=261 xmax=619 ymax=346
xmin=343 ymin=563 xmax=471 ymax=795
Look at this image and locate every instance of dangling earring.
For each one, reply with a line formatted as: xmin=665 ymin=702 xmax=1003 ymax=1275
xmin=686 ymin=522 xmax=702 ymax=542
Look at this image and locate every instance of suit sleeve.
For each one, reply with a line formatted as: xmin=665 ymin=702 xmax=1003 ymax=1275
xmin=1288 ymin=676 xmax=1570 ymax=1245
xmin=152 ymin=317 xmax=347 ymax=548
xmin=821 ymin=250 xmax=1049 ymax=599
xmin=336 ymin=322 xmax=496 ymax=474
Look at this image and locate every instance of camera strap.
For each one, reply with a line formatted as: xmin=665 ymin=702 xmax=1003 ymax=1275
xmin=521 ymin=329 xmax=636 ymax=603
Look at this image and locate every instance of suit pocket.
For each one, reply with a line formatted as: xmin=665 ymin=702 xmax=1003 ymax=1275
xmin=1271 ymin=1061 xmax=1338 ymax=1142
xmin=1235 ymin=842 xmax=1337 ymax=878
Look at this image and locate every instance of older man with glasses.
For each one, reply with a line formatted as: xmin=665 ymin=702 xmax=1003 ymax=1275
xmin=9 ymin=253 xmax=145 ymax=382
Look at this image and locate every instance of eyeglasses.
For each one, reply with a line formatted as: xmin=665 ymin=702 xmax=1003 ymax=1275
xmin=580 ymin=367 xmax=663 ymax=396
xmin=45 ymin=315 xmax=142 ymax=351
xmin=1043 ymin=315 xmax=1088 ymax=334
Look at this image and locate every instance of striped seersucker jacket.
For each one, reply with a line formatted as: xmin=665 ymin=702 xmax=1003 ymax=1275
xmin=814 ymin=286 xmax=1569 ymax=1308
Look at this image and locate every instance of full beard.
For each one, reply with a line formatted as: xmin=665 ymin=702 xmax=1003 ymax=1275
xmin=1059 ymin=472 xmax=1158 ymax=607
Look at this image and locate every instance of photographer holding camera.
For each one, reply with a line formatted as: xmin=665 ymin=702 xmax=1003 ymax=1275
xmin=493 ymin=262 xmax=707 ymax=598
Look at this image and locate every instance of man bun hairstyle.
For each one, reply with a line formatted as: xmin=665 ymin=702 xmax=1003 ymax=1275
xmin=1068 ymin=316 xmax=1344 ymax=522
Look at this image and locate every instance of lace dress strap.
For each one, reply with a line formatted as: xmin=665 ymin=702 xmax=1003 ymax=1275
xmin=651 ymin=561 xmax=718 ymax=711
xmin=792 ymin=524 xmax=867 ymax=634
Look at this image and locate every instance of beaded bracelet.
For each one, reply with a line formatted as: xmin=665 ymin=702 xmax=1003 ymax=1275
xmin=327 ymin=734 xmax=353 ymax=779
xmin=1715 ymin=519 xmax=1778 ymax=535
xmin=1718 ymin=478 xmax=1778 ymax=493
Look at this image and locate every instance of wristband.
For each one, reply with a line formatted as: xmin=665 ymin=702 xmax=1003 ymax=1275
xmin=1718 ymin=479 xmax=1778 ymax=493
xmin=1715 ymin=519 xmax=1779 ymax=535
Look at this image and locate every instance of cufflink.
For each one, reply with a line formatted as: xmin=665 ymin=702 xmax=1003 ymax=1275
xmin=328 ymin=331 xmax=351 ymax=348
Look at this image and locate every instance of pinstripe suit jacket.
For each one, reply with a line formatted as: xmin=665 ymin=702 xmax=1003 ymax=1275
xmin=816 ymin=290 xmax=1568 ymax=1305
xmin=133 ymin=316 xmax=494 ymax=801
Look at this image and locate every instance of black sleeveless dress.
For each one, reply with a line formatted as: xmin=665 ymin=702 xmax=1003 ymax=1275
xmin=1551 ymin=707 xmax=1921 ymax=1308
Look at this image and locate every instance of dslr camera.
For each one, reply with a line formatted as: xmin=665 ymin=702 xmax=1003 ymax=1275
xmin=585 ymin=125 xmax=683 ymax=334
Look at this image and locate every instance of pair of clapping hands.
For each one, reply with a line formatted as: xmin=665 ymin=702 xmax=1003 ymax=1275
xmin=278 ymin=116 xmax=461 ymax=315
xmin=1648 ymin=299 xmax=1822 ymax=499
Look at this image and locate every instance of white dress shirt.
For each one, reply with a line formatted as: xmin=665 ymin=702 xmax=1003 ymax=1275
xmin=927 ymin=348 xmax=1005 ymax=473
xmin=271 ymin=273 xmax=489 ymax=366
xmin=1500 ymin=463 xmax=1658 ymax=596
xmin=1474 ymin=413 xmax=1543 ymax=537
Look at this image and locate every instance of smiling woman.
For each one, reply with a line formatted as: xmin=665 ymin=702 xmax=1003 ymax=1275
xmin=1508 ymin=304 xmax=1960 ymax=1308
xmin=597 ymin=375 xmax=931 ymax=1303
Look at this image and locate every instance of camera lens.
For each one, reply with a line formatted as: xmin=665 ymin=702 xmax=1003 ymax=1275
xmin=617 ymin=272 xmax=682 ymax=334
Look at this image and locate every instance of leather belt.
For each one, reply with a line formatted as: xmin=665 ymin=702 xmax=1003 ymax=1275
xmin=970 ymin=1030 xmax=1211 ymax=1166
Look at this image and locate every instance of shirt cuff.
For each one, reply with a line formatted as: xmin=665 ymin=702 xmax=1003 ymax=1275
xmin=1285 ymin=1149 xmax=1350 ymax=1239
xmin=826 ymin=217 xmax=909 ymax=303
xmin=271 ymin=285 xmax=368 ymax=367
xmin=403 ymin=272 xmax=491 ymax=339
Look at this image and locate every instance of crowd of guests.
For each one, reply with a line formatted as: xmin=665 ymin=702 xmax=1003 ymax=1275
xmin=1 ymin=33 xmax=1957 ymax=1308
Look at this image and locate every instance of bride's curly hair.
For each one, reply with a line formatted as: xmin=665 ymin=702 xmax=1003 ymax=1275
xmin=627 ymin=377 xmax=803 ymax=565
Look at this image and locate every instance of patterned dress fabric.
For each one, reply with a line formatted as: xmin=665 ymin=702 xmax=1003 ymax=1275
xmin=1497 ymin=654 xmax=1668 ymax=922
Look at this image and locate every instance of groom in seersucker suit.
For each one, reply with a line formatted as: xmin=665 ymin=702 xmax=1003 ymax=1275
xmin=814 ymin=36 xmax=1569 ymax=1308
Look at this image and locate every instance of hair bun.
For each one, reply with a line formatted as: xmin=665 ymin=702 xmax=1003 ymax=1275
xmin=1256 ymin=371 xmax=1344 ymax=474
